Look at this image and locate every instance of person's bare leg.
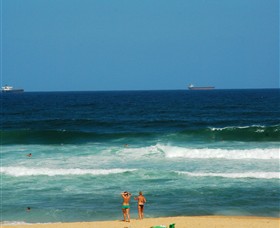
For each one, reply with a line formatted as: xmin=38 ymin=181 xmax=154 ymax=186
xmin=126 ymin=208 xmax=130 ymax=222
xmin=122 ymin=209 xmax=126 ymax=221
xmin=141 ymin=206 xmax=144 ymax=219
xmin=137 ymin=205 xmax=141 ymax=219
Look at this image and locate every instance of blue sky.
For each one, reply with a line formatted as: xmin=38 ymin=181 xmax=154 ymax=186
xmin=1 ymin=0 xmax=279 ymax=91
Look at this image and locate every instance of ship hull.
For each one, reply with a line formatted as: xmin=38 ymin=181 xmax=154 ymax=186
xmin=1 ymin=89 xmax=24 ymax=93
xmin=188 ymin=86 xmax=215 ymax=90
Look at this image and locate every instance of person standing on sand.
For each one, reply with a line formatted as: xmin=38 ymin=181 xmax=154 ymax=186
xmin=121 ymin=191 xmax=132 ymax=222
xmin=134 ymin=191 xmax=146 ymax=219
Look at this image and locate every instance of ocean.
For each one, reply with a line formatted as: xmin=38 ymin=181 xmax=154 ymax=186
xmin=1 ymin=89 xmax=279 ymax=224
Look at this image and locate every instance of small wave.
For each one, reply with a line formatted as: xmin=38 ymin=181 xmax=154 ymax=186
xmin=177 ymin=171 xmax=280 ymax=179
xmin=162 ymin=146 xmax=279 ymax=160
xmin=1 ymin=221 xmax=30 ymax=225
xmin=0 ymin=167 xmax=137 ymax=177
xmin=210 ymin=125 xmax=266 ymax=131
xmin=1 ymin=221 xmax=57 ymax=226
xmin=207 ymin=125 xmax=280 ymax=141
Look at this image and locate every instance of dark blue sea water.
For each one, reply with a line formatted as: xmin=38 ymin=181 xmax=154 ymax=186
xmin=1 ymin=89 xmax=279 ymax=224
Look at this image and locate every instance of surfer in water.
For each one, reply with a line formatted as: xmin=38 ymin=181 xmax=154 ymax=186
xmin=134 ymin=191 xmax=146 ymax=219
xmin=121 ymin=191 xmax=132 ymax=222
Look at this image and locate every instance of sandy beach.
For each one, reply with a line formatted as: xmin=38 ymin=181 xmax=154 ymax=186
xmin=3 ymin=216 xmax=279 ymax=228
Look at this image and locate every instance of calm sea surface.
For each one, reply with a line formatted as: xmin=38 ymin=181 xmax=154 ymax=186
xmin=1 ymin=89 xmax=279 ymax=224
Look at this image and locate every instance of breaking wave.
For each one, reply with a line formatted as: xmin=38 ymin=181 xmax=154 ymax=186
xmin=1 ymin=167 xmax=137 ymax=177
xmin=162 ymin=146 xmax=279 ymax=160
xmin=2 ymin=124 xmax=279 ymax=145
xmin=177 ymin=171 xmax=280 ymax=179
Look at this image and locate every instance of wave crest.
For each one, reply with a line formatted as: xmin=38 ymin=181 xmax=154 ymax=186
xmin=1 ymin=167 xmax=137 ymax=177
xmin=177 ymin=171 xmax=280 ymax=179
xmin=162 ymin=146 xmax=279 ymax=160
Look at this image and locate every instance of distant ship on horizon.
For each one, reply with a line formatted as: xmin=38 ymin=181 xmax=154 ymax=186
xmin=188 ymin=84 xmax=215 ymax=90
xmin=1 ymin=85 xmax=24 ymax=93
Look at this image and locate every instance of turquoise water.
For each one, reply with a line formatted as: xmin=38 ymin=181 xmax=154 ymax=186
xmin=1 ymin=89 xmax=279 ymax=224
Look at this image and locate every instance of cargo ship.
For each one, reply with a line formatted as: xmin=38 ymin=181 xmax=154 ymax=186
xmin=1 ymin=85 xmax=24 ymax=93
xmin=188 ymin=84 xmax=215 ymax=90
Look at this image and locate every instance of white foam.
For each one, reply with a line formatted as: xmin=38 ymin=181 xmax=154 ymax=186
xmin=0 ymin=167 xmax=137 ymax=177
xmin=210 ymin=125 xmax=266 ymax=131
xmin=161 ymin=146 xmax=279 ymax=160
xmin=177 ymin=171 xmax=280 ymax=179
xmin=116 ymin=145 xmax=163 ymax=158
xmin=1 ymin=221 xmax=30 ymax=225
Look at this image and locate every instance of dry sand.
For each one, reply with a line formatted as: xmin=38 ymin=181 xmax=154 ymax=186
xmin=2 ymin=216 xmax=280 ymax=228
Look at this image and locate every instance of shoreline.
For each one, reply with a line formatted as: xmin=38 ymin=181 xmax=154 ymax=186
xmin=3 ymin=216 xmax=280 ymax=228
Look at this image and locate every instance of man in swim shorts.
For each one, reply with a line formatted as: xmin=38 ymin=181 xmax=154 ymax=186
xmin=134 ymin=191 xmax=146 ymax=219
xmin=121 ymin=191 xmax=132 ymax=222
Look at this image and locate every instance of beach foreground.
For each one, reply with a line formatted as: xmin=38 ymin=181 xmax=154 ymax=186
xmin=3 ymin=216 xmax=280 ymax=228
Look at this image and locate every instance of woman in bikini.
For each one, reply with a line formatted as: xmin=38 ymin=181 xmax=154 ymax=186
xmin=134 ymin=191 xmax=146 ymax=219
xmin=121 ymin=191 xmax=132 ymax=222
